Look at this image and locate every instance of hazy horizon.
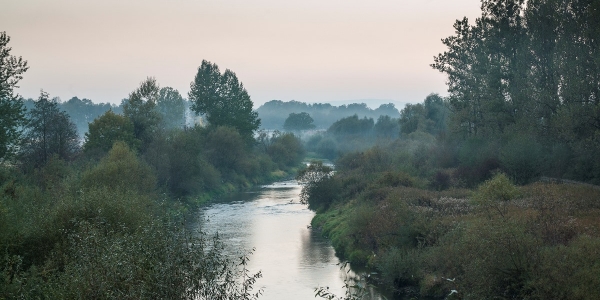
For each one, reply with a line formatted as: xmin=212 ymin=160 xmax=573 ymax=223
xmin=2 ymin=0 xmax=482 ymax=107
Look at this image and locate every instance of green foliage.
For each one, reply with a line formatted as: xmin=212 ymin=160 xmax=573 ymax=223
xmin=61 ymin=96 xmax=115 ymax=139
xmin=84 ymin=110 xmax=138 ymax=155
xmin=499 ymin=134 xmax=543 ymax=184
xmin=473 ymin=172 xmax=519 ymax=204
xmin=373 ymin=115 xmax=399 ymax=138
xmin=158 ymin=127 xmax=222 ymax=197
xmin=81 ymin=141 xmax=156 ymax=194
xmin=204 ymin=126 xmax=250 ymax=180
xmin=189 ymin=60 xmax=260 ymax=142
xmin=157 ymin=86 xmax=186 ymax=130
xmin=0 ymin=31 xmax=28 ymax=162
xmin=296 ymin=161 xmax=337 ymax=210
xmin=399 ymin=103 xmax=426 ymax=135
xmin=22 ymin=91 xmax=80 ymax=168
xmin=122 ymin=77 xmax=162 ymax=149
xmin=283 ymin=112 xmax=316 ymax=131
xmin=327 ymin=115 xmax=373 ymax=136
xmin=266 ymin=132 xmax=305 ymax=169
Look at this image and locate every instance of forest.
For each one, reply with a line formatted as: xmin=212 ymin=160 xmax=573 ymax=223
xmin=299 ymin=0 xmax=600 ymax=299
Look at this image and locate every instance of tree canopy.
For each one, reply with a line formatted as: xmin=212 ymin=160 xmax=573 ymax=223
xmin=157 ymin=87 xmax=186 ymax=130
xmin=0 ymin=32 xmax=28 ymax=161
xmin=188 ymin=60 xmax=260 ymax=141
xmin=22 ymin=91 xmax=79 ymax=168
xmin=122 ymin=77 xmax=162 ymax=148
xmin=84 ymin=110 xmax=138 ymax=154
xmin=283 ymin=112 xmax=315 ymax=131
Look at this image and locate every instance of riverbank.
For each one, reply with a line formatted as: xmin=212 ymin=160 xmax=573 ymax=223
xmin=306 ymin=162 xmax=600 ymax=299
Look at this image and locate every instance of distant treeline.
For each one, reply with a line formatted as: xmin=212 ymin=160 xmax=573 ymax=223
xmin=256 ymin=100 xmax=400 ymax=130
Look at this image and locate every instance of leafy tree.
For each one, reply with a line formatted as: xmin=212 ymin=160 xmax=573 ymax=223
xmin=374 ymin=115 xmax=399 ymax=138
xmin=165 ymin=127 xmax=221 ymax=196
xmin=283 ymin=112 xmax=316 ymax=131
xmin=81 ymin=141 xmax=156 ymax=194
xmin=203 ymin=126 xmax=249 ymax=178
xmin=22 ymin=91 xmax=79 ymax=168
xmin=399 ymin=104 xmax=426 ymax=135
xmin=122 ymin=77 xmax=162 ymax=149
xmin=61 ymin=96 xmax=114 ymax=138
xmin=266 ymin=132 xmax=305 ymax=169
xmin=189 ymin=60 xmax=260 ymax=141
xmin=327 ymin=115 xmax=374 ymax=136
xmin=0 ymin=32 xmax=28 ymax=161
xmin=84 ymin=110 xmax=139 ymax=154
xmin=423 ymin=93 xmax=449 ymax=134
xmin=296 ymin=161 xmax=338 ymax=211
xmin=157 ymin=87 xmax=186 ymax=130
xmin=432 ymin=0 xmax=527 ymax=137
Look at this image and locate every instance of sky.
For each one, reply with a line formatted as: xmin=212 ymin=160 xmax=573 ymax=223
xmin=1 ymin=0 xmax=482 ymax=108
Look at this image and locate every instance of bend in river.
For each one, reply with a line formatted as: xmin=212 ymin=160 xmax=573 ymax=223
xmin=194 ymin=180 xmax=387 ymax=300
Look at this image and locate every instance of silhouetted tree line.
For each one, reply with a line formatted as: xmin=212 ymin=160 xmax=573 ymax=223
xmin=257 ymin=100 xmax=400 ymax=130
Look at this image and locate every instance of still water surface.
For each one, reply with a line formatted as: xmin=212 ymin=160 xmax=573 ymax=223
xmin=195 ymin=180 xmax=386 ymax=300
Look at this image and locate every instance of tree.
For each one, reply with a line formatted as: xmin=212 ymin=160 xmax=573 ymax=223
xmin=157 ymin=87 xmax=186 ymax=130
xmin=81 ymin=141 xmax=156 ymax=194
xmin=327 ymin=115 xmax=374 ymax=136
xmin=84 ymin=110 xmax=139 ymax=154
xmin=373 ymin=115 xmax=399 ymax=138
xmin=283 ymin=112 xmax=315 ymax=131
xmin=22 ymin=91 xmax=79 ymax=168
xmin=296 ymin=161 xmax=338 ymax=211
xmin=266 ymin=132 xmax=305 ymax=169
xmin=203 ymin=126 xmax=248 ymax=177
xmin=189 ymin=60 xmax=260 ymax=141
xmin=61 ymin=96 xmax=113 ymax=138
xmin=122 ymin=77 xmax=162 ymax=148
xmin=432 ymin=0 xmax=528 ymax=137
xmin=0 ymin=32 xmax=29 ymax=161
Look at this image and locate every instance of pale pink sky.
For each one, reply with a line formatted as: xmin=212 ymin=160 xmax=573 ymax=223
xmin=1 ymin=0 xmax=482 ymax=107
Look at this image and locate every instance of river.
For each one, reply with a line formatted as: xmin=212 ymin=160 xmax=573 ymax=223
xmin=195 ymin=179 xmax=387 ymax=300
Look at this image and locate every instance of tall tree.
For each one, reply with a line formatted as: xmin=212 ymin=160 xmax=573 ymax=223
xmin=189 ymin=60 xmax=260 ymax=142
xmin=84 ymin=110 xmax=138 ymax=154
xmin=122 ymin=77 xmax=162 ymax=148
xmin=0 ymin=32 xmax=29 ymax=161
xmin=432 ymin=0 xmax=527 ymax=137
xmin=157 ymin=87 xmax=186 ymax=130
xmin=22 ymin=91 xmax=79 ymax=168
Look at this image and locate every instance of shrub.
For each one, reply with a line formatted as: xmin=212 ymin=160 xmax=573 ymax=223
xmin=80 ymin=141 xmax=156 ymax=195
xmin=473 ymin=173 xmax=519 ymax=204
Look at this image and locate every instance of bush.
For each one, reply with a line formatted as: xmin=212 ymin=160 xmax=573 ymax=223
xmin=499 ymin=135 xmax=543 ymax=184
xmin=473 ymin=172 xmax=519 ymax=204
xmin=80 ymin=141 xmax=156 ymax=195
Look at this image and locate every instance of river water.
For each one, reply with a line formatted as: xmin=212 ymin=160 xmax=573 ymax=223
xmin=195 ymin=180 xmax=387 ymax=300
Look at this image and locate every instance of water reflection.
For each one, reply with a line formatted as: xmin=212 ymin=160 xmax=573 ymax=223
xmin=196 ymin=180 xmax=386 ymax=300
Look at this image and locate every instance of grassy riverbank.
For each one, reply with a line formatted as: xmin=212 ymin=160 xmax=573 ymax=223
xmin=305 ymin=147 xmax=600 ymax=299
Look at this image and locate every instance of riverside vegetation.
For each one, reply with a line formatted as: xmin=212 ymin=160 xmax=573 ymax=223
xmin=0 ymin=38 xmax=305 ymax=299
xmin=298 ymin=1 xmax=600 ymax=299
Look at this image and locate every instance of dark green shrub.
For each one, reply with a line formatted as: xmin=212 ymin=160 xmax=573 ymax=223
xmin=499 ymin=135 xmax=543 ymax=184
xmin=80 ymin=141 xmax=156 ymax=195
